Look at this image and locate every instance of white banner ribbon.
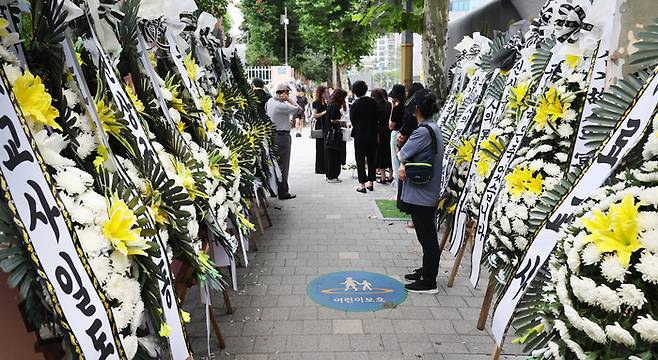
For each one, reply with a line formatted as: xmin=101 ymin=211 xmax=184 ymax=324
xmin=0 ymin=68 xmax=124 ymax=360
xmin=492 ymin=70 xmax=658 ymax=345
xmin=62 ymin=33 xmax=191 ymax=360
xmin=469 ymin=52 xmax=562 ymax=288
xmin=448 ymin=70 xmax=502 ymax=256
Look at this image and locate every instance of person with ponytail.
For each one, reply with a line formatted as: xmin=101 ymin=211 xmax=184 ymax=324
xmin=397 ymin=89 xmax=444 ymax=294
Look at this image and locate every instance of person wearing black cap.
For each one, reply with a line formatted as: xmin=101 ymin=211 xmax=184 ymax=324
xmin=266 ymin=83 xmax=301 ymax=200
xmin=252 ymin=78 xmax=271 ymax=120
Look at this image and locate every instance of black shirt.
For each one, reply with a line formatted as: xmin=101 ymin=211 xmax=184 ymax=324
xmin=399 ymin=95 xmax=418 ymax=138
xmin=312 ymin=100 xmax=327 ymax=130
xmin=323 ymin=103 xmax=343 ymax=137
xmin=390 ymin=103 xmax=404 ymax=132
xmin=350 ymin=96 xmax=378 ymax=146
xmin=254 ymin=88 xmax=272 ymax=119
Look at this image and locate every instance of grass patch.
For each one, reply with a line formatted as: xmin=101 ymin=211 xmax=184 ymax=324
xmin=375 ymin=199 xmax=411 ymax=220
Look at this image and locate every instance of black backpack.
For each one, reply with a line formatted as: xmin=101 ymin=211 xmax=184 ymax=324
xmin=404 ymin=124 xmax=438 ymax=185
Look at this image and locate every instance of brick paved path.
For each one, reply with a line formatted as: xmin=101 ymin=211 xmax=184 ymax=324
xmin=185 ymin=129 xmax=526 ymax=360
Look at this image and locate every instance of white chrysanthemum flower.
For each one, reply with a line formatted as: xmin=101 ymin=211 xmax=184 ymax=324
xmin=556 ymin=153 xmax=568 ymax=162
xmin=617 ymin=283 xmax=646 ymax=309
xmin=106 ymin=274 xmax=142 ymax=307
xmin=500 ymin=216 xmax=511 ymax=233
xmin=640 ymin=229 xmax=658 ymax=251
xmin=605 ymin=323 xmax=635 ymax=346
xmin=77 ymin=226 xmax=109 ymax=255
xmin=638 ymin=210 xmax=658 ymax=231
xmin=543 ymin=163 xmax=562 ymax=177
xmin=537 ymin=144 xmax=552 ymax=152
xmin=562 ymin=109 xmax=578 ymax=122
xmin=580 ymin=243 xmax=601 ymax=265
xmin=600 ymin=254 xmax=628 ymax=282
xmin=567 ymin=247 xmax=581 ymax=271
xmin=512 ymin=218 xmax=528 ymax=236
xmin=595 ymin=284 xmax=621 ymax=313
xmin=639 ymin=187 xmax=658 ymax=205
xmin=33 ymin=130 xmax=75 ymax=168
xmin=110 ymin=251 xmax=132 ymax=274
xmin=77 ymin=190 xmax=106 ymax=215
xmin=581 ymin=317 xmax=607 ymax=344
xmin=62 ymin=89 xmax=80 ymax=108
xmin=633 ymin=315 xmax=658 ymax=343
xmin=69 ymin=201 xmax=97 ymax=225
xmin=168 ymin=107 xmax=181 ymax=123
xmin=75 ymin=132 xmax=97 ymax=159
xmin=87 ymin=255 xmax=113 ymax=284
xmin=121 ymin=335 xmax=139 ymax=359
xmin=113 ymin=302 xmax=135 ymax=330
xmin=188 ymin=220 xmax=200 ymax=239
xmin=529 ymin=159 xmax=545 ymax=171
xmin=3 ymin=63 xmax=22 ymax=83
xmin=54 ymin=166 xmax=94 ymax=195
xmin=636 ymin=251 xmax=658 ymax=284
xmin=570 ymin=275 xmax=597 ymax=305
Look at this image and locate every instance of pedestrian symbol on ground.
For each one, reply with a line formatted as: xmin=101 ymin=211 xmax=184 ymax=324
xmin=307 ymin=271 xmax=407 ymax=312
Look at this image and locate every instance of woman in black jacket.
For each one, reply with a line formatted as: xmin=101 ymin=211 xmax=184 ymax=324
xmin=324 ymin=89 xmax=348 ymax=182
xmin=372 ymin=88 xmax=393 ymax=184
xmin=312 ymin=86 xmax=328 ymax=174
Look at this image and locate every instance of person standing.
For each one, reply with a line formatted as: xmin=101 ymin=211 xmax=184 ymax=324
xmin=372 ymin=88 xmax=393 ymax=184
xmin=397 ymin=89 xmax=444 ymax=293
xmin=266 ymin=84 xmax=301 ymax=200
xmin=312 ymin=86 xmax=328 ymax=174
xmin=350 ymin=81 xmax=378 ymax=193
xmin=388 ymin=84 xmax=406 ymax=187
xmin=396 ymin=82 xmax=424 ymax=223
xmin=294 ymin=87 xmax=309 ymax=137
xmin=252 ymin=78 xmax=271 ymax=120
xmin=324 ymin=89 xmax=348 ymax=183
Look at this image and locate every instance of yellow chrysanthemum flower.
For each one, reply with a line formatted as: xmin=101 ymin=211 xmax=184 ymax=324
xmin=447 ymin=203 xmax=457 ymax=214
xmin=159 ymin=323 xmax=172 ymax=337
xmin=184 ymin=52 xmax=198 ymax=81
xmin=170 ymin=87 xmax=187 ymax=114
xmin=102 ymin=194 xmax=149 ymax=257
xmin=507 ymin=81 xmax=530 ymax=112
xmin=476 ymin=158 xmax=494 ymax=176
xmin=174 ymin=160 xmax=197 ymax=195
xmin=75 ymin=51 xmax=85 ymax=66
xmin=533 ymin=87 xmax=570 ymax=129
xmin=200 ymin=96 xmax=213 ymax=117
xmin=176 ymin=121 xmax=187 ymax=134
xmin=96 ymin=98 xmax=123 ymax=136
xmin=215 ymin=90 xmax=226 ymax=111
xmin=93 ymin=144 xmax=108 ymax=171
xmin=205 ymin=119 xmax=217 ymax=133
xmin=148 ymin=51 xmax=157 ymax=69
xmin=582 ymin=194 xmax=643 ymax=268
xmin=149 ymin=197 xmax=168 ymax=225
xmin=565 ymin=54 xmax=580 ymax=69
xmin=505 ymin=165 xmax=543 ymax=197
xmin=180 ymin=310 xmax=191 ymax=323
xmin=13 ymin=71 xmax=61 ymax=130
xmin=124 ymin=84 xmax=145 ymax=113
xmin=454 ymin=136 xmax=476 ymax=164
xmin=480 ymin=134 xmax=503 ymax=154
xmin=231 ymin=153 xmax=240 ymax=174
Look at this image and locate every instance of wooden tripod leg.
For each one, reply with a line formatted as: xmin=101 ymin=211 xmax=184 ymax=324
xmin=223 ymin=289 xmax=234 ymax=315
xmin=261 ymin=200 xmax=273 ymax=228
xmin=447 ymin=241 xmax=466 ymax=287
xmin=477 ymin=279 xmax=495 ymax=330
xmin=251 ymin=198 xmax=266 ymax=235
xmin=208 ymin=305 xmax=226 ymax=349
xmin=249 ymin=231 xmax=258 ymax=252
xmin=491 ymin=344 xmax=501 ymax=360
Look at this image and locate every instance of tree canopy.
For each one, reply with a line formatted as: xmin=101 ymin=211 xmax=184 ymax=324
xmin=240 ymin=0 xmax=377 ymax=82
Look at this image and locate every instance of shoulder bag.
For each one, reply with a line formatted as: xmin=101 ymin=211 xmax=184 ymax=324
xmin=404 ymin=124 xmax=438 ymax=185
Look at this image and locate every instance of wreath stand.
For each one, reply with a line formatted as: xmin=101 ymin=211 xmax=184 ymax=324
xmin=445 ymin=220 xmax=475 ymax=288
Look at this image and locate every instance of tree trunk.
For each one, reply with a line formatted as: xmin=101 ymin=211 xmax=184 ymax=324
xmin=331 ymin=47 xmax=338 ymax=88
xmin=422 ymin=0 xmax=450 ymax=103
xmin=339 ymin=63 xmax=349 ymax=90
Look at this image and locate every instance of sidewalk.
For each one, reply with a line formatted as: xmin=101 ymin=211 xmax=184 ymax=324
xmin=184 ymin=128 xmax=526 ymax=360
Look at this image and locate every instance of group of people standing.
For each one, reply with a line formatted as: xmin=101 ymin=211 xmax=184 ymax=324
xmin=254 ymin=76 xmax=446 ymax=294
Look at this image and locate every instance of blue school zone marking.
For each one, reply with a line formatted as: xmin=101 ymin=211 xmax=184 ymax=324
xmin=306 ymin=271 xmax=407 ymax=312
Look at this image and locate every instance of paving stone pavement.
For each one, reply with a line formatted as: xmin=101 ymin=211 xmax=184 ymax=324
xmin=185 ymin=129 xmax=527 ymax=360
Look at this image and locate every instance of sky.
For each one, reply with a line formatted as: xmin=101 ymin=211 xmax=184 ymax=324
xmin=227 ymin=1 xmax=244 ymax=39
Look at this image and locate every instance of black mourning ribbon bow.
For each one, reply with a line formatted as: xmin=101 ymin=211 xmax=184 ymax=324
xmin=555 ymin=4 xmax=594 ymax=44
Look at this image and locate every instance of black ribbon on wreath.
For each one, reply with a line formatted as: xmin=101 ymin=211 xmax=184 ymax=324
xmin=554 ymin=3 xmax=594 ymax=44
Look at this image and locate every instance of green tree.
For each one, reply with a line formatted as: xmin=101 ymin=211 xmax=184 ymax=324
xmin=353 ymin=0 xmax=449 ymax=100
xmin=295 ymin=0 xmax=377 ymax=89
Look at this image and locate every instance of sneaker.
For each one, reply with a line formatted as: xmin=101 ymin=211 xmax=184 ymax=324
xmin=405 ymin=280 xmax=438 ymax=294
xmin=404 ymin=268 xmax=423 ymax=282
xmin=278 ymin=193 xmax=297 ymax=200
xmin=326 ymin=178 xmax=342 ymax=183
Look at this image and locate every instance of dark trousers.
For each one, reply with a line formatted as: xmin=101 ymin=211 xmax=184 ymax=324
xmin=408 ymin=204 xmax=439 ymax=285
xmin=354 ymin=141 xmax=377 ymax=184
xmin=273 ymin=132 xmax=291 ymax=195
xmin=324 ymin=148 xmax=342 ymax=180
xmin=315 ymin=138 xmax=325 ymax=174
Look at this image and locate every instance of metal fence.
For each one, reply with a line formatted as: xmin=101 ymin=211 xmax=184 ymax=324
xmin=245 ymin=66 xmax=271 ymax=84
